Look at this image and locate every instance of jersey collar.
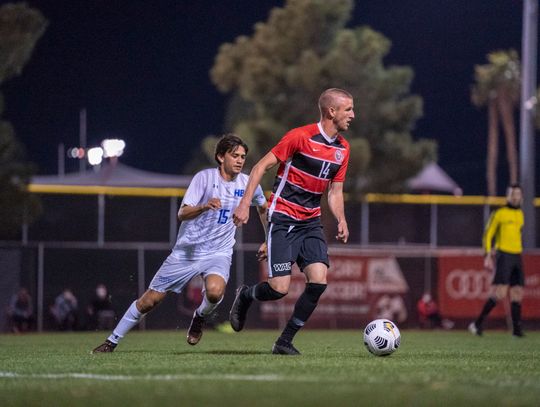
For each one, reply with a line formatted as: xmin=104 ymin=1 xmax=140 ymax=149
xmin=217 ymin=167 xmax=237 ymax=183
xmin=317 ymin=122 xmax=338 ymax=144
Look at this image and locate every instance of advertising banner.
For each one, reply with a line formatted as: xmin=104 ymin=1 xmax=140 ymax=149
xmin=438 ymin=254 xmax=540 ymax=319
xmin=259 ymin=255 xmax=410 ymax=327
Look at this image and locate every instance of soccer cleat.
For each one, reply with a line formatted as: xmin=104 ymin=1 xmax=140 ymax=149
xmin=468 ymin=322 xmax=482 ymax=336
xmin=92 ymin=340 xmax=117 ymax=353
xmin=229 ymin=285 xmax=250 ymax=332
xmin=187 ymin=311 xmax=205 ymax=346
xmin=271 ymin=340 xmax=301 ymax=356
xmin=512 ymin=328 xmax=524 ymax=338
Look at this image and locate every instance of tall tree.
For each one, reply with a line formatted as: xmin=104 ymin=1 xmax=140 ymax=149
xmin=205 ymin=0 xmax=436 ymax=192
xmin=471 ymin=50 xmax=520 ymax=196
xmin=0 ymin=3 xmax=47 ymax=235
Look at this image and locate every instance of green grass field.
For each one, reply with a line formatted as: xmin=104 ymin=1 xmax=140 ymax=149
xmin=0 ymin=329 xmax=539 ymax=406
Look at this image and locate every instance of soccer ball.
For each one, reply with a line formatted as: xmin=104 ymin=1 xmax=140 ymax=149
xmin=363 ymin=319 xmax=401 ymax=356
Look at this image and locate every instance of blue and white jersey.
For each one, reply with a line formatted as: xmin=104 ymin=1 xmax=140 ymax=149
xmin=172 ymin=168 xmax=266 ymax=260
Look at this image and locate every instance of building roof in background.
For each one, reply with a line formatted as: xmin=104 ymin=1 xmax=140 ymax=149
xmin=31 ymin=161 xmax=192 ymax=188
xmin=407 ymin=162 xmax=463 ymax=196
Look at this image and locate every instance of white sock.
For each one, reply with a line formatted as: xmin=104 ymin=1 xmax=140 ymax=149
xmin=107 ymin=301 xmax=143 ymax=344
xmin=195 ymin=293 xmax=223 ymax=317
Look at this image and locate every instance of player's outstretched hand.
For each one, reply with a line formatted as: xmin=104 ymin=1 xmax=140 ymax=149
xmin=205 ymin=198 xmax=221 ymax=211
xmin=256 ymin=242 xmax=268 ymax=261
xmin=233 ymin=203 xmax=249 ymax=227
xmin=336 ymin=220 xmax=349 ymax=243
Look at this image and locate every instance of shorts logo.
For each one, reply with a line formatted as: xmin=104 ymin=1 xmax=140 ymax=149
xmin=335 ymin=150 xmax=343 ymax=163
xmin=273 ymin=262 xmax=292 ymax=272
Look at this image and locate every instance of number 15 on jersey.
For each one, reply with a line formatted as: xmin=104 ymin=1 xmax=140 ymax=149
xmin=217 ymin=209 xmax=230 ymax=224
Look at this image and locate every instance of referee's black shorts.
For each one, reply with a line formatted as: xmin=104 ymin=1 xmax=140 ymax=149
xmin=493 ymin=250 xmax=524 ymax=286
xmin=266 ymin=222 xmax=329 ymax=278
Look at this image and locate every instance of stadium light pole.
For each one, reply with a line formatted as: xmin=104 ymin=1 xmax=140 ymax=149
xmin=79 ymin=108 xmax=87 ymax=173
xmin=519 ymin=0 xmax=537 ymax=248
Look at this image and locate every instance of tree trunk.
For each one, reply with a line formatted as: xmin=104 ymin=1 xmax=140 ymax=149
xmin=497 ymin=93 xmax=518 ymax=185
xmin=486 ymin=98 xmax=499 ymax=196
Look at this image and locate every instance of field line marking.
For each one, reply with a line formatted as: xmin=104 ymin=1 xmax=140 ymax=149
xmin=0 ymin=371 xmax=322 ymax=383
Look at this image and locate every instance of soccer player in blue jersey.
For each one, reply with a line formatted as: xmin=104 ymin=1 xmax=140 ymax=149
xmin=92 ymin=135 xmax=267 ymax=352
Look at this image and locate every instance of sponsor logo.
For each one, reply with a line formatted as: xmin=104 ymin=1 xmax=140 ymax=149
xmin=272 ymin=262 xmax=292 ymax=272
xmin=335 ymin=150 xmax=343 ymax=162
xmin=234 ymin=189 xmax=245 ymax=197
xmin=445 ymin=269 xmax=492 ymax=300
xmin=367 ymin=258 xmax=409 ymax=294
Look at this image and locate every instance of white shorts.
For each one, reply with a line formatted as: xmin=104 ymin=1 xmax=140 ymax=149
xmin=149 ymin=254 xmax=231 ymax=294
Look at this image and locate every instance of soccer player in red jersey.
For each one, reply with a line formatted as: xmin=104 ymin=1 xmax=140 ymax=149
xmin=230 ymin=88 xmax=354 ymax=355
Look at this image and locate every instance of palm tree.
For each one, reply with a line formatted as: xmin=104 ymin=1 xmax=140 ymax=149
xmin=471 ymin=50 xmax=521 ymax=196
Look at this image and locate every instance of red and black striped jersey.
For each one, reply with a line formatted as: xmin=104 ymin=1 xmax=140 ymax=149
xmin=268 ymin=123 xmax=350 ymax=224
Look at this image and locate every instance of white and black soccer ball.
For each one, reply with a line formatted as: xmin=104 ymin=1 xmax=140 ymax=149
xmin=363 ymin=319 xmax=401 ymax=356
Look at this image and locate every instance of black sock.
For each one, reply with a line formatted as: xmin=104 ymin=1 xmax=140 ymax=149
xmin=511 ymin=301 xmax=522 ymax=333
xmin=476 ymin=297 xmax=497 ymax=327
xmin=279 ymin=283 xmax=327 ymax=344
xmin=241 ymin=282 xmax=285 ymax=304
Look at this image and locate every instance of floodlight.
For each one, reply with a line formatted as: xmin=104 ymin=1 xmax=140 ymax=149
xmin=101 ymin=139 xmax=126 ymax=158
xmin=87 ymin=147 xmax=104 ymax=166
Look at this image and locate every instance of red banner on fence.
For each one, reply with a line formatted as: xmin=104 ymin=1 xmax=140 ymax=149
xmin=258 ymin=255 xmax=409 ymax=326
xmin=438 ymin=254 xmax=540 ymax=319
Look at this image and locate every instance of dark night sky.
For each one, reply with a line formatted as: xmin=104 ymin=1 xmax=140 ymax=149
xmin=2 ymin=0 xmax=535 ymax=195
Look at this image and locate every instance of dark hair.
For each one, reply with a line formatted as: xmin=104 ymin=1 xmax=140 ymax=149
xmin=214 ymin=134 xmax=248 ymax=165
xmin=508 ymin=183 xmax=522 ymax=190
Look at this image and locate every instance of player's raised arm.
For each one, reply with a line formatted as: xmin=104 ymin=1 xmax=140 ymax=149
xmin=233 ymin=152 xmax=278 ymax=226
xmin=328 ymin=181 xmax=348 ymax=243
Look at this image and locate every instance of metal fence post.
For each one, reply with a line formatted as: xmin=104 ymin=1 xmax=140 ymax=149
xmin=169 ymin=197 xmax=178 ymax=245
xmin=37 ymin=243 xmax=44 ymax=332
xmin=236 ymin=227 xmax=244 ymax=286
xmin=430 ymin=203 xmax=438 ymax=247
xmin=98 ymin=194 xmax=105 ymax=247
xmin=137 ymin=246 xmax=146 ymax=330
xmin=361 ymin=201 xmax=369 ymax=246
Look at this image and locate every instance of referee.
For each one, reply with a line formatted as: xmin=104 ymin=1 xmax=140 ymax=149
xmin=469 ymin=184 xmax=525 ymax=337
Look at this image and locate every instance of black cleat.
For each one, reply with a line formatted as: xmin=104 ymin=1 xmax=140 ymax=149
xmin=468 ymin=322 xmax=482 ymax=336
xmin=187 ymin=311 xmax=205 ymax=346
xmin=512 ymin=329 xmax=525 ymax=338
xmin=92 ymin=340 xmax=117 ymax=353
xmin=272 ymin=340 xmax=301 ymax=355
xmin=230 ymin=285 xmax=250 ymax=332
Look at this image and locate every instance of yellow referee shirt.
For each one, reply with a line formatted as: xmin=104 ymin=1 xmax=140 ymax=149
xmin=483 ymin=205 xmax=524 ymax=254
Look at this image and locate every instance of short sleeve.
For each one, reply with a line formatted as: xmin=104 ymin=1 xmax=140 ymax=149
xmin=251 ymin=185 xmax=267 ymax=207
xmin=181 ymin=171 xmax=206 ymax=207
xmin=271 ymin=129 xmax=302 ymax=162
xmin=332 ymin=148 xmax=350 ymax=182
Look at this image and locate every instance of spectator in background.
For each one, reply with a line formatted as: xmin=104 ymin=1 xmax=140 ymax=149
xmin=86 ymin=284 xmax=116 ymax=330
xmin=417 ymin=292 xmax=454 ymax=329
xmin=50 ymin=288 xmax=78 ymax=331
xmin=417 ymin=292 xmax=442 ymax=328
xmin=7 ymin=287 xmax=33 ymax=333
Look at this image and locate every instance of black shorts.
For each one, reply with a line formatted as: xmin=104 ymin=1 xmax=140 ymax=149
xmin=493 ymin=251 xmax=524 ymax=286
xmin=267 ymin=222 xmax=329 ymax=277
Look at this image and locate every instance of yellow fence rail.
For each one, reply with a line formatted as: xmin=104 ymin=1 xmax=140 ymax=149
xmin=27 ymin=184 xmax=540 ymax=206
